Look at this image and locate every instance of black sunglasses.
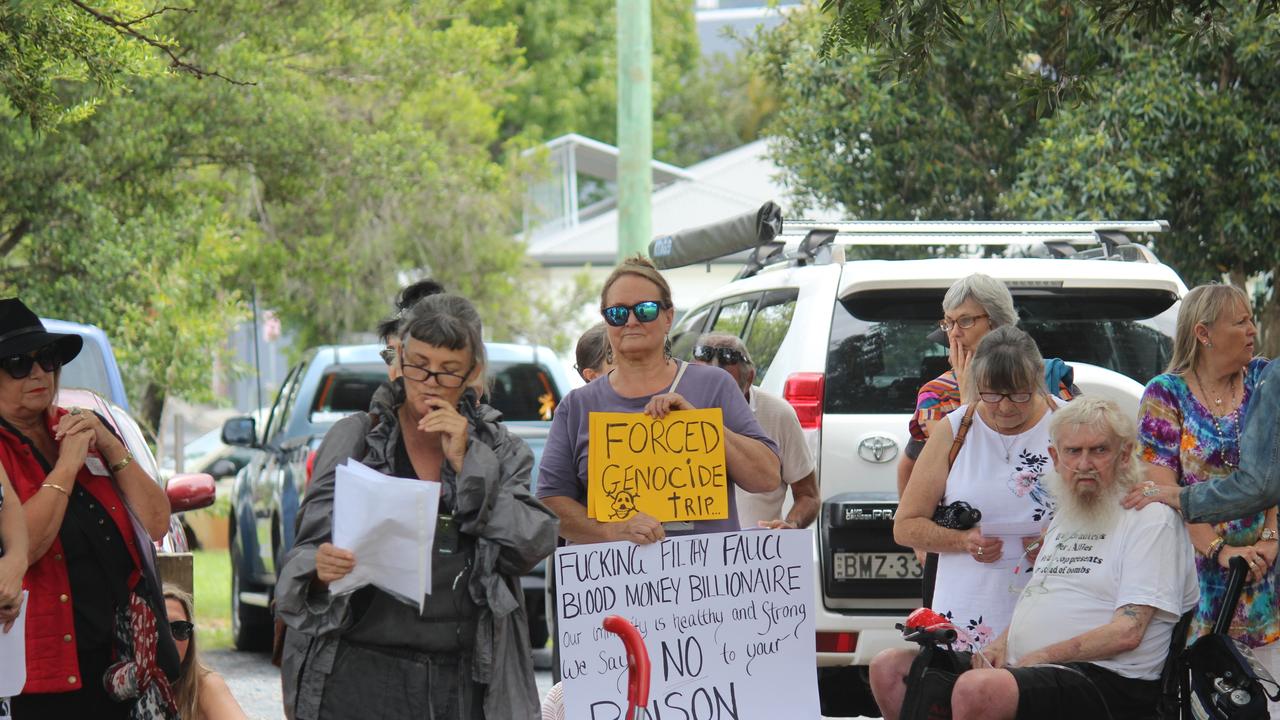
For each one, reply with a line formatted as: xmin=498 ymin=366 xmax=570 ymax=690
xmin=0 ymin=345 xmax=62 ymax=379
xmin=379 ymin=346 xmax=397 ymax=366
xmin=169 ymin=620 xmax=194 ymax=641
xmin=602 ymin=301 xmax=666 ymax=327
xmin=693 ymin=345 xmax=747 ymax=366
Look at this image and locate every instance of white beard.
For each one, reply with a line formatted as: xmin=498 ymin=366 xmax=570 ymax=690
xmin=1045 ymin=469 xmax=1126 ymax=535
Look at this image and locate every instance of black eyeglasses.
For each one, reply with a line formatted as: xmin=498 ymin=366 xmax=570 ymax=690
xmin=602 ymin=301 xmax=666 ymax=327
xmin=692 ymin=345 xmax=747 ymax=366
xmin=169 ymin=620 xmax=194 ymax=641
xmin=979 ymin=391 xmax=1034 ymax=404
xmin=379 ymin=346 xmax=396 ymax=366
xmin=0 ymin=345 xmax=62 ymax=379
xmin=399 ymin=361 xmax=473 ymax=388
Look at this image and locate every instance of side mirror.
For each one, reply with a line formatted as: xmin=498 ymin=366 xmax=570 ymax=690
xmin=222 ymin=416 xmax=257 ymax=447
xmin=207 ymin=458 xmax=238 ymax=480
xmin=166 ymin=473 xmax=216 ymax=513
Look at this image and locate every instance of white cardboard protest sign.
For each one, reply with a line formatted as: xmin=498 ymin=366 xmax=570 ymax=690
xmin=555 ymin=530 xmax=819 ymax=719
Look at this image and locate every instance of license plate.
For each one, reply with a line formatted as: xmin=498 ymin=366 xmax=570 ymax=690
xmin=832 ymin=552 xmax=922 ymax=580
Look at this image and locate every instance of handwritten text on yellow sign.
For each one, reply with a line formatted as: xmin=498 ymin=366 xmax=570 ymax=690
xmin=587 ymin=408 xmax=729 ymax=523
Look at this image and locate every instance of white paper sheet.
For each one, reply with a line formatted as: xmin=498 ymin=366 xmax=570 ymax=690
xmin=330 ymin=461 xmax=440 ymax=612
xmin=0 ymin=591 xmax=29 ymax=697
xmin=979 ymin=521 xmax=1046 ymax=569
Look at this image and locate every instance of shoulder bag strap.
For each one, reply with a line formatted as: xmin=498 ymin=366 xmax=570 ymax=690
xmin=947 ymin=404 xmax=978 ymax=469
xmin=668 ymin=360 xmax=689 ymax=394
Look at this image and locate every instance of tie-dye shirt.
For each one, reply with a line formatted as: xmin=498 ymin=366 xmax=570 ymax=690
xmin=1139 ymin=357 xmax=1277 ymax=646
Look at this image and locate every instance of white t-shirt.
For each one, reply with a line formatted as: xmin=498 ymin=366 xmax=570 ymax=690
xmin=735 ymin=386 xmax=816 ymax=528
xmin=1006 ymin=503 xmax=1199 ymax=680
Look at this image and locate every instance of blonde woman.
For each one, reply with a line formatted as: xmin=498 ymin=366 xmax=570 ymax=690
xmin=162 ymin=586 xmax=247 ymax=720
xmin=1137 ymin=284 xmax=1278 ymax=716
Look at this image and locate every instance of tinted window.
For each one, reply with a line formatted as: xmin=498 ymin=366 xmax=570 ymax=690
xmin=826 ymin=289 xmax=1177 ymax=414
xmin=308 ymin=367 xmax=387 ymax=426
xmin=261 ymin=363 xmax=301 ymax=442
xmin=488 ymin=362 xmax=561 ymax=421
xmin=59 ymin=340 xmax=111 ymax=398
xmin=744 ymin=289 xmax=797 ymax=380
xmin=670 ymin=304 xmax=714 ymax=361
xmin=711 ymin=296 xmax=757 ymax=336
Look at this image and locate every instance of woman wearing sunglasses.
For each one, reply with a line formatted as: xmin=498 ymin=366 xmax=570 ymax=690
xmin=163 ymin=586 xmax=246 ymax=720
xmin=0 ymin=298 xmax=178 ymax=718
xmin=895 ymin=326 xmax=1062 ymax=653
xmin=536 ymin=256 xmax=781 ymax=545
xmin=277 ymin=293 xmax=558 ymax=720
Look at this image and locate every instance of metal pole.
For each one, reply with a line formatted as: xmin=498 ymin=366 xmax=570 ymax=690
xmin=616 ymin=0 xmax=653 ymax=260
xmin=174 ymin=413 xmax=185 ymax=474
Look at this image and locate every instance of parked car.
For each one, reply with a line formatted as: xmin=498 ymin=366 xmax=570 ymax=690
xmin=43 ymin=317 xmax=130 ymax=410
xmin=658 ymin=218 xmax=1186 ymax=716
xmin=224 ymin=342 xmax=572 ymax=650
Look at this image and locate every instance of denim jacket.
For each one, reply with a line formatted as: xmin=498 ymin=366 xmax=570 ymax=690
xmin=1181 ymin=360 xmax=1280 ymax=523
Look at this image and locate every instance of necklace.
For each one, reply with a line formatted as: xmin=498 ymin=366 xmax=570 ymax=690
xmin=1192 ymin=366 xmax=1239 ymax=411
xmin=998 ymin=432 xmax=1019 ymax=463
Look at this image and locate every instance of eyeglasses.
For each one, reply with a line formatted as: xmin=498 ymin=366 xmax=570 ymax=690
xmin=979 ymin=391 xmax=1034 ymax=404
xmin=399 ymin=361 xmax=473 ymax=388
xmin=169 ymin=620 xmax=194 ymax=641
xmin=379 ymin=346 xmax=396 ymax=366
xmin=692 ymin=345 xmax=747 ymax=366
xmin=0 ymin=345 xmax=62 ymax=379
xmin=938 ymin=314 xmax=989 ymax=332
xmin=602 ymin=301 xmax=666 ymax=327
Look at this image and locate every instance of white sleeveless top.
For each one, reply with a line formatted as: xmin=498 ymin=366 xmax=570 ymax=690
xmin=931 ymin=398 xmax=1063 ymax=651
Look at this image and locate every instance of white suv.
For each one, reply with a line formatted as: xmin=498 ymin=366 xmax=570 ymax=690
xmin=659 ymin=219 xmax=1187 ymax=716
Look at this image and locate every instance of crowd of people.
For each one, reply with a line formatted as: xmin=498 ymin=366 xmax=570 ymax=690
xmin=2 ymin=257 xmax=1280 ymax=720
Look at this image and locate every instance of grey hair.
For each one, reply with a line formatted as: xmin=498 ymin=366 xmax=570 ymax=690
xmin=964 ymin=326 xmax=1043 ymax=403
xmin=695 ymin=331 xmax=753 ymax=366
xmin=942 ymin=273 xmax=1018 ymax=328
xmin=399 ymin=294 xmax=487 ymax=375
xmin=1049 ymin=397 xmax=1143 ymax=490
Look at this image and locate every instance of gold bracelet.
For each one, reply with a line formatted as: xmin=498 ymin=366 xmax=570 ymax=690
xmin=109 ymin=452 xmax=133 ymax=473
xmin=1205 ymin=537 xmax=1226 ymax=561
xmin=41 ymin=482 xmax=70 ymax=497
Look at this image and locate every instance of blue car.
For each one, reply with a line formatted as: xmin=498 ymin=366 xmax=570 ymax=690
xmin=41 ymin=317 xmax=131 ymax=410
xmin=223 ymin=342 xmax=571 ymax=650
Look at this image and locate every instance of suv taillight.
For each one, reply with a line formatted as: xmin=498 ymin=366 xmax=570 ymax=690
xmin=305 ymin=450 xmax=319 ymax=487
xmin=784 ymin=372 xmax=825 ymax=430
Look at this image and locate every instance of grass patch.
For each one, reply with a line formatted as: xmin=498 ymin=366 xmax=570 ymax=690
xmin=193 ymin=549 xmax=233 ymax=650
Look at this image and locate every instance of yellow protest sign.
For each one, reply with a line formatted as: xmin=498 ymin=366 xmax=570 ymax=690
xmin=586 ymin=408 xmax=729 ymax=523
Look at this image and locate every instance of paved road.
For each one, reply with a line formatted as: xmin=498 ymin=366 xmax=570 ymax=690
xmin=206 ymin=648 xmax=557 ymax=720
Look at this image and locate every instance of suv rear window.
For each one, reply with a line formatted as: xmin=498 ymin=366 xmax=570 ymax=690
xmin=826 ymin=289 xmax=1178 ymax=414
xmin=489 ymin=362 xmax=560 ymax=421
xmin=310 ymin=368 xmax=388 ymax=423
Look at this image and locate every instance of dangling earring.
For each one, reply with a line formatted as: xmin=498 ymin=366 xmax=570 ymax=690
xmin=605 ymin=344 xmax=614 ymax=365
xmin=664 ymin=336 xmax=673 ymax=359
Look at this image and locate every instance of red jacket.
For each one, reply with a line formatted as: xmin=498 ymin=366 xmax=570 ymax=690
xmin=2 ymin=407 xmax=142 ymax=694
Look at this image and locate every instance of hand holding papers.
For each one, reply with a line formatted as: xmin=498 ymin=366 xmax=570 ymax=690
xmin=330 ymin=460 xmax=440 ymax=612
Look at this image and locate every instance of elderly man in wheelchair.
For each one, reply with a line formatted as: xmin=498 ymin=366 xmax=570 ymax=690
xmin=870 ymin=397 xmax=1200 ymax=720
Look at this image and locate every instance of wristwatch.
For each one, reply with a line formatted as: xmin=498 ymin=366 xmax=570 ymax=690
xmin=1261 ymin=529 xmax=1279 ymax=542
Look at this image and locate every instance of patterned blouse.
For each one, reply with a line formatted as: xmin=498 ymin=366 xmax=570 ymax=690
xmin=1139 ymin=357 xmax=1277 ymax=646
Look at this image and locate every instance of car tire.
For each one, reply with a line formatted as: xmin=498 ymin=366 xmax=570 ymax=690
xmin=229 ymin=518 xmax=273 ymax=652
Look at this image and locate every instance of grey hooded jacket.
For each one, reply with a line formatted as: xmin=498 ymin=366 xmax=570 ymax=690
xmin=277 ymin=381 xmax=559 ymax=719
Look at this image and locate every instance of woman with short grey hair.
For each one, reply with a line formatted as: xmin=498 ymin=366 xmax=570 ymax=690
xmin=895 ymin=326 xmax=1063 ymax=652
xmin=277 ymin=293 xmax=559 ymax=720
xmin=942 ymin=272 xmax=1019 ymax=330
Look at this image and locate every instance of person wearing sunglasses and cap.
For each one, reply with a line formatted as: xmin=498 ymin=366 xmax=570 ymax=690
xmin=691 ymin=332 xmax=818 ymax=530
xmin=0 ymin=298 xmax=178 ymax=718
xmin=163 ymin=585 xmax=246 ymax=720
xmin=536 ymin=256 xmax=781 ymax=546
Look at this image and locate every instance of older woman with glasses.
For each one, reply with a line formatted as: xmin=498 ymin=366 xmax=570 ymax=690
xmin=536 ymin=255 xmax=781 ymax=545
xmin=277 ymin=293 xmax=559 ymax=720
xmin=895 ymin=326 xmax=1063 ymax=652
xmin=0 ymin=298 xmax=177 ymax=718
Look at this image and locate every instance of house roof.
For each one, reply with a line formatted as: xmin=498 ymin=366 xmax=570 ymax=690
xmin=525 ymin=138 xmax=792 ymax=266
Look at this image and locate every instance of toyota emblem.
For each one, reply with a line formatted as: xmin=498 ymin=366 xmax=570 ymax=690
xmin=858 ymin=436 xmax=898 ymax=463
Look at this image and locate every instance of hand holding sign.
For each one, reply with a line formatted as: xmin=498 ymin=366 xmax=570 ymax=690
xmin=588 ymin=408 xmax=730 ymax=523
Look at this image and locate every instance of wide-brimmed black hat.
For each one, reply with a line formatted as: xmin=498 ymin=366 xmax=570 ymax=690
xmin=0 ymin=298 xmax=84 ymax=364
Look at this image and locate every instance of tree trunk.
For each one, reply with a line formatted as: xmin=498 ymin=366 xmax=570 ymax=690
xmin=139 ymin=382 xmax=166 ymax=439
xmin=1259 ymin=268 xmax=1280 ymax=360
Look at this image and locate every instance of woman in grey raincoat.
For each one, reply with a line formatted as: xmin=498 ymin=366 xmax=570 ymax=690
xmin=277 ymin=294 xmax=559 ymax=720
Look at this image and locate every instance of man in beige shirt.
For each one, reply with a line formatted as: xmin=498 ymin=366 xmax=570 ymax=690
xmin=693 ymin=332 xmax=818 ymax=528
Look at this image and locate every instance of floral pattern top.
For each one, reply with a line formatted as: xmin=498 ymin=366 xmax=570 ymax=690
xmin=1139 ymin=357 xmax=1277 ymax=646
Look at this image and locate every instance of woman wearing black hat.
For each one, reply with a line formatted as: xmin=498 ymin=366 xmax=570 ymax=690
xmin=0 ymin=298 xmax=177 ymax=719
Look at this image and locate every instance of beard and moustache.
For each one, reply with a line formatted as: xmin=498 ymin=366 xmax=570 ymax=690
xmin=1044 ymin=466 xmax=1130 ymax=535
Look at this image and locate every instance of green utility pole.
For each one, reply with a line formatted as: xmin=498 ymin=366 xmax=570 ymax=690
xmin=616 ymin=0 xmax=652 ymax=260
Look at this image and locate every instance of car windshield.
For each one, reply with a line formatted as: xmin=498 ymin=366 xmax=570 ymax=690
xmin=826 ymin=288 xmax=1179 ymax=414
xmin=59 ymin=339 xmax=112 ymax=399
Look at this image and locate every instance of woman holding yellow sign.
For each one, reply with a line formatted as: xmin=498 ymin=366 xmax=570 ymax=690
xmin=536 ymin=256 xmax=781 ymax=544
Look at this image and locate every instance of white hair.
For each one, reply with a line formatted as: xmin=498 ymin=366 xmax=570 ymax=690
xmin=942 ymin=273 xmax=1018 ymax=328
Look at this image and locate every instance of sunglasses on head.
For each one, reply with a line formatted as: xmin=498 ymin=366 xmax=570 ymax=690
xmin=602 ymin=301 xmax=666 ymax=327
xmin=0 ymin=345 xmax=62 ymax=380
xmin=169 ymin=620 xmax=194 ymax=641
xmin=692 ymin=345 xmax=747 ymax=366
